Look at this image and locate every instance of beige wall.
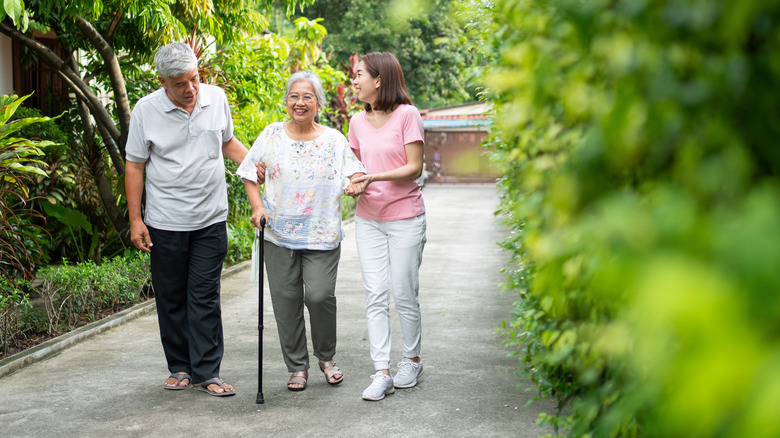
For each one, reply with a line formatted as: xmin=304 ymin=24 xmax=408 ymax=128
xmin=0 ymin=34 xmax=13 ymax=95
xmin=424 ymin=130 xmax=500 ymax=182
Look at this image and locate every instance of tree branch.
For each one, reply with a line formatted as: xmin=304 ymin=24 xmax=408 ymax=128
xmin=105 ymin=6 xmax=124 ymax=42
xmin=75 ymin=96 xmax=131 ymax=247
xmin=0 ymin=21 xmax=122 ymax=146
xmin=66 ymin=55 xmax=125 ymax=174
xmin=73 ymin=15 xmax=131 ymax=157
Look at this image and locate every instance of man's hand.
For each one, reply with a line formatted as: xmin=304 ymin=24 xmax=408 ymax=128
xmin=255 ymin=161 xmax=266 ymax=184
xmin=125 ymin=161 xmax=151 ymax=252
xmin=130 ymin=220 xmax=153 ymax=253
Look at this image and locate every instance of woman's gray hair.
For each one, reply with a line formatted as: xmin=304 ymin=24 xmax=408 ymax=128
xmin=284 ymin=71 xmax=327 ymax=107
xmin=154 ymin=42 xmax=198 ymax=79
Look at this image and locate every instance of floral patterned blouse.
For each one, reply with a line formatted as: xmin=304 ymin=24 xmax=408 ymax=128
xmin=236 ymin=122 xmax=365 ymax=250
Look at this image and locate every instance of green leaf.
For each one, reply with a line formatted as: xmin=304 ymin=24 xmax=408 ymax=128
xmin=0 ymin=92 xmax=31 ymax=125
xmin=3 ymin=0 xmax=23 ymax=25
xmin=8 ymin=162 xmax=48 ymax=176
xmin=19 ymin=7 xmax=28 ymax=32
xmin=0 ymin=116 xmax=58 ymax=140
xmin=40 ymin=200 xmax=94 ymax=235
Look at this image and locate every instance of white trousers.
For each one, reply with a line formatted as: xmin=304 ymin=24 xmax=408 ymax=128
xmin=355 ymin=214 xmax=427 ymax=370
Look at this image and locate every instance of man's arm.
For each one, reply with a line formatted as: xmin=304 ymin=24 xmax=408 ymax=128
xmin=222 ymin=136 xmax=248 ymax=165
xmin=125 ymin=161 xmax=152 ymax=252
xmin=224 ymin=135 xmax=266 ymax=182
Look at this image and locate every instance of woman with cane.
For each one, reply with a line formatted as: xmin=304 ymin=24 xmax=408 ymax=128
xmin=237 ymin=71 xmax=365 ymax=391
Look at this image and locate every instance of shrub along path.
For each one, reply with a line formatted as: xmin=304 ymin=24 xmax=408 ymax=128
xmin=0 ymin=184 xmax=553 ymax=437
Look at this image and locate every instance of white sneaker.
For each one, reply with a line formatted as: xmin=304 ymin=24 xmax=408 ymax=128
xmin=394 ymin=358 xmax=423 ymax=388
xmin=362 ymin=371 xmax=395 ymax=401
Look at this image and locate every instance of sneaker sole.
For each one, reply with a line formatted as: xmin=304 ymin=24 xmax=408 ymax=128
xmin=362 ymin=387 xmax=395 ymax=401
xmin=394 ymin=368 xmax=424 ymax=389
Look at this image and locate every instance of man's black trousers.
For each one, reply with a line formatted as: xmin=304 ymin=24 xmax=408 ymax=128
xmin=148 ymin=222 xmax=228 ymax=384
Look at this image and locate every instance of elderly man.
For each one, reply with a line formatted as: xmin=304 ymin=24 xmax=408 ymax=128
xmin=125 ymin=42 xmax=248 ymax=396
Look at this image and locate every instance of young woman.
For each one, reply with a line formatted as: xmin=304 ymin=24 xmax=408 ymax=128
xmin=345 ymin=52 xmax=427 ymax=401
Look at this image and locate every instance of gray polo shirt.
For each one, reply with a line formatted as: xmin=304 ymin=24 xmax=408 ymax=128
xmin=125 ymin=84 xmax=234 ymax=232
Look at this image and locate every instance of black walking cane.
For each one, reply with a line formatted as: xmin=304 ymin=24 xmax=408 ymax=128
xmin=256 ymin=217 xmax=266 ymax=404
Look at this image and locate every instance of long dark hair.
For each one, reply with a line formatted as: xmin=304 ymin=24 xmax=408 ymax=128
xmin=360 ymin=51 xmax=412 ymax=112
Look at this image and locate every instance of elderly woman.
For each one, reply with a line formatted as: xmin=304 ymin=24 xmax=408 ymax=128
xmin=236 ymin=71 xmax=365 ymax=391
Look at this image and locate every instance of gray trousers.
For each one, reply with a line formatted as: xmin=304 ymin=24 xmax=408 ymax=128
xmin=264 ymin=241 xmax=340 ymax=372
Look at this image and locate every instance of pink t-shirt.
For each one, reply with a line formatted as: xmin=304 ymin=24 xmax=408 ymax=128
xmin=349 ymin=104 xmax=426 ymax=221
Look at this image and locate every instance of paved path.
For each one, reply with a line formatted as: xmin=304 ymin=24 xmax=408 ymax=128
xmin=0 ymin=184 xmax=552 ymax=437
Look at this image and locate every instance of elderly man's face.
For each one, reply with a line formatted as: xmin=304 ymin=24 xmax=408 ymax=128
xmin=160 ymin=68 xmax=199 ymax=110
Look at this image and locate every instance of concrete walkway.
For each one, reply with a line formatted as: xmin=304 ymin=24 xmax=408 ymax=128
xmin=0 ymin=184 xmax=553 ymax=437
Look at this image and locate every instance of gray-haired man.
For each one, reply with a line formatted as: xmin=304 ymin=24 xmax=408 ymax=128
xmin=125 ymin=42 xmax=246 ymax=396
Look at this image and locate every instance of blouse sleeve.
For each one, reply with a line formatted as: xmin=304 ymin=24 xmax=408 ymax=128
xmin=235 ymin=126 xmax=271 ymax=182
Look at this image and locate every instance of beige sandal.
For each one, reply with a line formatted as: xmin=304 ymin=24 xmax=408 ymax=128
xmin=287 ymin=371 xmax=308 ymax=391
xmin=319 ymin=360 xmax=344 ymax=385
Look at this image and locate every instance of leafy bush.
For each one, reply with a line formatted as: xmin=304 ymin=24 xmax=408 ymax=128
xmin=0 ymin=278 xmax=32 ymax=352
xmin=0 ymin=93 xmax=56 ymax=282
xmin=15 ymin=104 xmax=113 ymax=264
xmin=482 ymin=0 xmax=780 ymax=436
xmin=340 ymin=193 xmax=356 ymax=221
xmin=226 ymin=203 xmax=256 ymax=267
xmin=36 ymin=252 xmax=151 ymax=332
xmin=8 ymin=99 xmax=123 ymax=265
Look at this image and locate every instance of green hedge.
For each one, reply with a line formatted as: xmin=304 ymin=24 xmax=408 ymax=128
xmin=36 ymin=252 xmax=152 ymax=333
xmin=1 ymin=252 xmax=151 ymax=357
xmin=484 ymin=0 xmax=780 ymax=436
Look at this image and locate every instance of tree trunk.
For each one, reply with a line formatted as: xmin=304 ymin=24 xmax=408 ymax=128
xmin=73 ymin=15 xmax=131 ymax=158
xmin=74 ymin=97 xmax=132 ymax=247
xmin=67 ymin=55 xmax=132 ymax=248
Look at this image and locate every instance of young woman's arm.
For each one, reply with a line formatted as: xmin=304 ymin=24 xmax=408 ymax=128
xmin=351 ymin=141 xmax=424 ymax=188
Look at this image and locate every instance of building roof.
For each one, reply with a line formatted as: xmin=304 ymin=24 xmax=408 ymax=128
xmin=419 ymin=102 xmax=492 ymax=131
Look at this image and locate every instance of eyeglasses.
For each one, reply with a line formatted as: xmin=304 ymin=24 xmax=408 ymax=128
xmin=287 ymin=93 xmax=315 ymax=103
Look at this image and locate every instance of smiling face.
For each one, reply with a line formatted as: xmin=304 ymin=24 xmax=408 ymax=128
xmin=352 ymin=60 xmax=380 ymax=106
xmin=286 ymin=80 xmax=320 ymax=125
xmin=160 ymin=68 xmax=199 ymax=111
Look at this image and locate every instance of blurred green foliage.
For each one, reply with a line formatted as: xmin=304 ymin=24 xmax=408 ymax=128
xmin=481 ymin=0 xmax=780 ymax=436
xmin=294 ymin=0 xmax=480 ymax=109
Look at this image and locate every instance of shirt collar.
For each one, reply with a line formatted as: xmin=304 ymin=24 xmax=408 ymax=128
xmin=158 ymin=86 xmax=211 ymax=113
